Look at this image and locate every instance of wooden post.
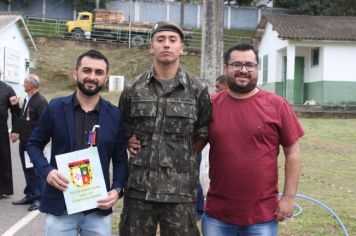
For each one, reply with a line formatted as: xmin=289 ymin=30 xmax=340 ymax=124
xmin=200 ymin=0 xmax=224 ymax=92
xmin=42 ymin=0 xmax=46 ymax=21
xmin=180 ymin=0 xmax=185 ymax=27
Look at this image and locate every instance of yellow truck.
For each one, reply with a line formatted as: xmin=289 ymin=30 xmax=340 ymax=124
xmin=65 ymin=9 xmax=192 ymax=46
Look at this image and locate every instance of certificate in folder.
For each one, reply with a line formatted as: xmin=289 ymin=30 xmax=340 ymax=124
xmin=55 ymin=147 xmax=108 ymax=214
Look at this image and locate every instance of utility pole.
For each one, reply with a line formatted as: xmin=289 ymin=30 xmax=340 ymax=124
xmin=42 ymin=0 xmax=46 ymax=20
xmin=96 ymin=0 xmax=100 ymax=9
xmin=200 ymin=0 xmax=224 ymax=92
xmin=180 ymin=0 xmax=185 ymax=27
xmin=73 ymin=0 xmax=77 ymax=20
xmin=7 ymin=0 xmax=11 ymax=11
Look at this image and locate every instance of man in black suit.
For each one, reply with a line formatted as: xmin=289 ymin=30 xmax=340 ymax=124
xmin=12 ymin=74 xmax=48 ymax=211
xmin=0 ymin=68 xmax=20 ymax=199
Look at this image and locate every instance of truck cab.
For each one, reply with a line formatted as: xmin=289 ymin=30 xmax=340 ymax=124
xmin=65 ymin=10 xmax=192 ymax=47
xmin=66 ymin=12 xmax=93 ymax=39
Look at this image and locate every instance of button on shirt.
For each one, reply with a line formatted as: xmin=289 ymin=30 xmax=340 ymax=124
xmin=73 ymin=96 xmax=99 ymax=151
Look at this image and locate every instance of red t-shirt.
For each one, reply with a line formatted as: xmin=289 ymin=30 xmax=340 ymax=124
xmin=205 ymin=89 xmax=304 ymax=226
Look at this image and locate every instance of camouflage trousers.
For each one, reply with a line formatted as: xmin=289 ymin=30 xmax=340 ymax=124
xmin=119 ymin=196 xmax=200 ymax=236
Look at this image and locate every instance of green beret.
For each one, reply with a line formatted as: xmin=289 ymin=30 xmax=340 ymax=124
xmin=151 ymin=20 xmax=185 ymax=40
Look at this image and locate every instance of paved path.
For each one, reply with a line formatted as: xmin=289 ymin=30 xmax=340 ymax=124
xmin=0 ymin=136 xmax=123 ymax=236
xmin=0 ymin=136 xmax=46 ymax=236
xmin=0 ymin=119 xmax=208 ymax=235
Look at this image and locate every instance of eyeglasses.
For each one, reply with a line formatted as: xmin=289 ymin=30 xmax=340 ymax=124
xmin=227 ymin=62 xmax=258 ymax=72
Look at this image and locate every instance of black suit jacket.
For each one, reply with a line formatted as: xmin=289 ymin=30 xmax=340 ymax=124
xmin=13 ymin=92 xmax=48 ymax=144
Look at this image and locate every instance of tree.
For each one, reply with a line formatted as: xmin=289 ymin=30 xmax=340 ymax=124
xmin=176 ymin=0 xmax=255 ymax=6
xmin=274 ymin=0 xmax=356 ymax=16
xmin=236 ymin=0 xmax=254 ymax=6
xmin=74 ymin=0 xmax=107 ymax=12
xmin=0 ymin=0 xmax=27 ymax=5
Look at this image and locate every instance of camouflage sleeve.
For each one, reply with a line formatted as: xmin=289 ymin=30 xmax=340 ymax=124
xmin=118 ymin=87 xmax=134 ymax=139
xmin=194 ymin=86 xmax=211 ymax=141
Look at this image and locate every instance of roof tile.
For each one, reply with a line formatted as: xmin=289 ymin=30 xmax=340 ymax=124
xmin=257 ymin=14 xmax=356 ymax=41
xmin=0 ymin=12 xmax=22 ymax=31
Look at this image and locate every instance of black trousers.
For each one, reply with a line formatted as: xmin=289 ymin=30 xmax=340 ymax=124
xmin=0 ymin=113 xmax=13 ymax=195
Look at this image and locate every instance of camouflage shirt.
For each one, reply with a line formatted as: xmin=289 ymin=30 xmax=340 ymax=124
xmin=118 ymin=67 xmax=211 ymax=202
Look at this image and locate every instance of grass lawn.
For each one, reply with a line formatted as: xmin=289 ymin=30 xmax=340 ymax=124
xmin=33 ymin=39 xmax=355 ymax=235
xmin=109 ymin=118 xmax=356 ymax=236
xmin=278 ymin=118 xmax=356 ymax=236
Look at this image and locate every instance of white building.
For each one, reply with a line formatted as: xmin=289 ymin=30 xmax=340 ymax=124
xmin=255 ymin=14 xmax=356 ymax=105
xmin=0 ymin=12 xmax=37 ymax=97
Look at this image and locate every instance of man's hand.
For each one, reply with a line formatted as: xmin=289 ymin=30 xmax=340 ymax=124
xmin=9 ymin=96 xmax=19 ymax=106
xmin=275 ymin=195 xmax=295 ymax=221
xmin=97 ymin=189 xmax=120 ymax=210
xmin=128 ymin=134 xmax=141 ymax=157
xmin=277 ymin=141 xmax=301 ymax=221
xmin=11 ymin=133 xmax=19 ymax=143
xmin=46 ymin=169 xmax=69 ymax=191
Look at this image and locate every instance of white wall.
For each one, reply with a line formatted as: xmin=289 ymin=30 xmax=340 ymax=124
xmin=323 ymin=43 xmax=356 ymax=82
xmin=293 ymin=46 xmax=323 ymax=83
xmin=291 ymin=41 xmax=325 ymax=83
xmin=0 ymin=21 xmax=30 ymax=97
xmin=257 ymin=23 xmax=288 ymax=84
xmin=258 ymin=23 xmax=356 ymax=85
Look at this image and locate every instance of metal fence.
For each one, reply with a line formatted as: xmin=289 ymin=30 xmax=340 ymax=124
xmin=25 ymin=16 xmax=253 ymax=51
xmin=25 ymin=17 xmax=67 ymax=37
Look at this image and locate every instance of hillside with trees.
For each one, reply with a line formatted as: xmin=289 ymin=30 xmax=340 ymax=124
xmin=274 ymin=0 xmax=356 ymax=16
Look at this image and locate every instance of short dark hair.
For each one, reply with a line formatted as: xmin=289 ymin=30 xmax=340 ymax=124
xmin=223 ymin=43 xmax=259 ymax=65
xmin=76 ymin=50 xmax=109 ymax=73
xmin=216 ymin=74 xmax=226 ymax=83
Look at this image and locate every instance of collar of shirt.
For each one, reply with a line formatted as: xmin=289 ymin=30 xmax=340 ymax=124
xmin=73 ymin=92 xmax=100 ymax=113
xmin=145 ymin=66 xmax=188 ymax=88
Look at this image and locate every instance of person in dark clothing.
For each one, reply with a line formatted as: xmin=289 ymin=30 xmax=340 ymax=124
xmin=0 ymin=69 xmax=21 ymax=199
xmin=12 ymin=74 xmax=48 ymax=211
xmin=27 ymin=50 xmax=128 ymax=235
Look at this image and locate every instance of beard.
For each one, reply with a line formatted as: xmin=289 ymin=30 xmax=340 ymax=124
xmin=227 ymin=72 xmax=257 ymax=94
xmin=77 ymin=79 xmax=104 ymax=96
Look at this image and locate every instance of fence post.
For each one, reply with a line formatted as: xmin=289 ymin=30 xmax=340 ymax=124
xmin=197 ymin=4 xmax=201 ymax=28
xmin=166 ymin=2 xmax=170 ymax=20
xmin=227 ymin=6 xmax=231 ymax=30
xmin=134 ymin=0 xmax=140 ymax=22
xmin=56 ymin=19 xmax=59 ymax=36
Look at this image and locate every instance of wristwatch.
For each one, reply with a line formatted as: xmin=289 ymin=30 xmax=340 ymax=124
xmin=112 ymin=187 xmax=123 ymax=198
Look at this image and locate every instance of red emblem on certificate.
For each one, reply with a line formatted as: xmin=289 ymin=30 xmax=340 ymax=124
xmin=69 ymin=159 xmax=93 ymax=187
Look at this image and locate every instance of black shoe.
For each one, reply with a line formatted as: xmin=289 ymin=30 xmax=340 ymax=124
xmin=28 ymin=200 xmax=40 ymax=211
xmin=0 ymin=194 xmax=9 ymax=199
xmin=12 ymin=196 xmax=33 ymax=205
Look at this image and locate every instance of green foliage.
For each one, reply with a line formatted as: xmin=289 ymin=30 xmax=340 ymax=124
xmin=227 ymin=0 xmax=255 ymax=6
xmin=236 ymin=0 xmax=255 ymax=6
xmin=0 ymin=0 xmax=26 ymax=4
xmin=274 ymin=0 xmax=356 ymax=16
xmin=74 ymin=0 xmax=95 ymax=12
xmin=176 ymin=0 xmax=255 ymax=6
xmin=74 ymin=0 xmax=107 ymax=12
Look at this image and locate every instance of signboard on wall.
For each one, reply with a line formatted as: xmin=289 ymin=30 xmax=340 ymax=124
xmin=109 ymin=75 xmax=124 ymax=92
xmin=4 ymin=47 xmax=21 ymax=84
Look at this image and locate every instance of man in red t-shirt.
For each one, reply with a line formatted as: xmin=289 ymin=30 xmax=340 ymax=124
xmin=202 ymin=43 xmax=304 ymax=235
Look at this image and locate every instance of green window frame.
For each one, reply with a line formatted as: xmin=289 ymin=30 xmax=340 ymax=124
xmin=263 ymin=55 xmax=268 ymax=84
xmin=311 ymin=48 xmax=319 ymax=67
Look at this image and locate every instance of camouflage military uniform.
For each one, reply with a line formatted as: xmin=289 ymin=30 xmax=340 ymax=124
xmin=118 ymin=67 xmax=211 ymax=235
